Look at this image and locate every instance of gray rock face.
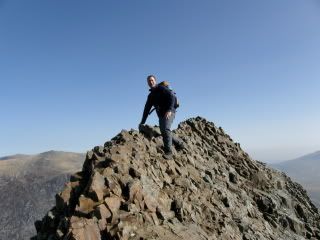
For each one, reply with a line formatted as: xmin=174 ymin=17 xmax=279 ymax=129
xmin=34 ymin=117 xmax=320 ymax=240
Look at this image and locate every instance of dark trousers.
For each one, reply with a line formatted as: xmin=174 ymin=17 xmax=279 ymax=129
xmin=159 ymin=111 xmax=183 ymax=153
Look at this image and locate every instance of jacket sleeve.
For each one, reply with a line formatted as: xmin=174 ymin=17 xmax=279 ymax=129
xmin=140 ymin=94 xmax=153 ymax=125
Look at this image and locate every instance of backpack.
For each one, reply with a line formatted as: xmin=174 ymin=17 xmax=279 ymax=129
xmin=158 ymin=81 xmax=180 ymax=109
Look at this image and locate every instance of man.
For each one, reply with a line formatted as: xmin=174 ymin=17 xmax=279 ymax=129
xmin=139 ymin=75 xmax=185 ymax=159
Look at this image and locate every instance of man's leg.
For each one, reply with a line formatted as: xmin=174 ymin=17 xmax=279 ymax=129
xmin=159 ymin=113 xmax=174 ymax=154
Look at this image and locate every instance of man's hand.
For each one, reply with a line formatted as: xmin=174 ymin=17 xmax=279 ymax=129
xmin=165 ymin=111 xmax=172 ymax=119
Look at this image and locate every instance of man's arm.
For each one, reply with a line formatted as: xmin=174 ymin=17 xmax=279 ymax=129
xmin=140 ymin=94 xmax=153 ymax=125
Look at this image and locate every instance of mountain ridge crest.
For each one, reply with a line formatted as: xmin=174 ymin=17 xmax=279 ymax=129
xmin=33 ymin=116 xmax=320 ymax=240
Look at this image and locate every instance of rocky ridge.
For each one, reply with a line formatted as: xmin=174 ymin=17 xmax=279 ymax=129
xmin=33 ymin=117 xmax=320 ymax=240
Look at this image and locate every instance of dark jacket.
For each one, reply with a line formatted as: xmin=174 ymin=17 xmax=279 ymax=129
xmin=140 ymin=84 xmax=176 ymax=124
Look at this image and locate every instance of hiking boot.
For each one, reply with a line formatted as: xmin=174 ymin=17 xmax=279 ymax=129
xmin=163 ymin=151 xmax=173 ymax=159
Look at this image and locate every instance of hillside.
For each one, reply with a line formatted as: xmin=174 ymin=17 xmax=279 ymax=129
xmin=34 ymin=117 xmax=320 ymax=240
xmin=273 ymin=151 xmax=320 ymax=208
xmin=0 ymin=151 xmax=84 ymax=240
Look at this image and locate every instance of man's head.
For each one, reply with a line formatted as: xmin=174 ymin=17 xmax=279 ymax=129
xmin=147 ymin=75 xmax=157 ymax=88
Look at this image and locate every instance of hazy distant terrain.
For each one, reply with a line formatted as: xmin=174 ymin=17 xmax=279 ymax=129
xmin=272 ymin=151 xmax=320 ymax=208
xmin=0 ymin=151 xmax=85 ymax=240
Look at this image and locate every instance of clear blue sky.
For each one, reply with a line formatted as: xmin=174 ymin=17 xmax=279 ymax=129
xmin=1 ymin=0 xmax=320 ymax=162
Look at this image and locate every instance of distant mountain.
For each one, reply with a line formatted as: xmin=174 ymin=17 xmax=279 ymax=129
xmin=0 ymin=150 xmax=85 ymax=240
xmin=0 ymin=154 xmax=29 ymax=160
xmin=272 ymin=151 xmax=320 ymax=208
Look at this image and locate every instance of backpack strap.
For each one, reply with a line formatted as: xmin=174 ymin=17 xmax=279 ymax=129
xmin=148 ymin=107 xmax=156 ymax=115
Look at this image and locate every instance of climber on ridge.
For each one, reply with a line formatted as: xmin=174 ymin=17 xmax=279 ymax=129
xmin=139 ymin=74 xmax=185 ymax=159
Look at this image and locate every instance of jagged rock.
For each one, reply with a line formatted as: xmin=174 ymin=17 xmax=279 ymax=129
xmin=75 ymin=195 xmax=96 ymax=216
xmin=94 ymin=203 xmax=111 ymax=220
xmin=105 ymin=196 xmax=121 ymax=223
xmin=104 ymin=174 xmax=122 ymax=197
xmin=139 ymin=124 xmax=161 ymax=139
xmin=255 ymin=195 xmax=275 ymax=214
xmin=93 ymin=146 xmax=105 ymax=157
xmin=68 ymin=217 xmax=101 ymax=240
xmin=286 ymin=215 xmax=305 ymax=235
xmin=70 ymin=172 xmax=83 ymax=182
xmin=33 ymin=117 xmax=320 ymax=240
xmin=56 ymin=184 xmax=73 ymax=213
xmin=229 ymin=171 xmax=238 ymax=184
xmin=87 ymin=171 xmax=106 ymax=201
